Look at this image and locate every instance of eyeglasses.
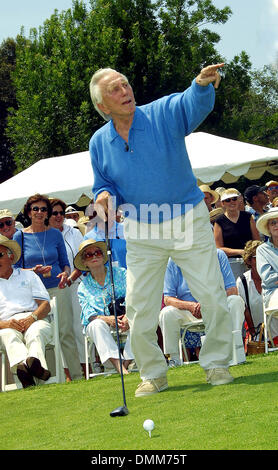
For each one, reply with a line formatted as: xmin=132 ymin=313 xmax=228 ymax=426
xmin=223 ymin=197 xmax=238 ymax=203
xmin=82 ymin=249 xmax=103 ymax=259
xmin=31 ymin=206 xmax=48 ymax=213
xmin=52 ymin=211 xmax=65 ymax=216
xmin=0 ymin=220 xmax=13 ymax=229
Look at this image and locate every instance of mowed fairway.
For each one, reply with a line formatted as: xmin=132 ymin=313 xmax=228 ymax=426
xmin=1 ymin=352 xmax=278 ymax=450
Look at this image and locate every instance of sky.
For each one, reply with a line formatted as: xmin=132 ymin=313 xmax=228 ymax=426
xmin=1 ymin=0 xmax=278 ymax=70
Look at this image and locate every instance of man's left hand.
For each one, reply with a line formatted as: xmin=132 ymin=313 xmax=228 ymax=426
xmin=196 ymin=63 xmax=224 ymax=89
xmin=18 ymin=316 xmax=35 ymax=332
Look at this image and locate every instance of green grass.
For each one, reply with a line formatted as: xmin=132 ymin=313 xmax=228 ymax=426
xmin=1 ymin=352 xmax=278 ymax=450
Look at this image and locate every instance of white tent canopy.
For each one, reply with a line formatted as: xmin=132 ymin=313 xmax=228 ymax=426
xmin=0 ymin=132 xmax=278 ymax=214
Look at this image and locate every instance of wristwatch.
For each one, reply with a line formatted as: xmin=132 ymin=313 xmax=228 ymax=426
xmin=31 ymin=313 xmax=38 ymax=321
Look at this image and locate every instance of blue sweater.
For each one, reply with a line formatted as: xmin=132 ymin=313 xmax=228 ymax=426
xmin=13 ymin=228 xmax=70 ymax=289
xmin=90 ymin=80 xmax=215 ymax=223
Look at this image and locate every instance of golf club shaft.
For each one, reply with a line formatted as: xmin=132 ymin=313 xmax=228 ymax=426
xmin=105 ymin=221 xmax=127 ymax=408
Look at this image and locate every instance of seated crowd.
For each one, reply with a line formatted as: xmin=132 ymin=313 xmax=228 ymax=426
xmin=1 ymin=179 xmax=278 ymax=389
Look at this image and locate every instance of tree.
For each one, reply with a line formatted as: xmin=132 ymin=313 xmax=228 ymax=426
xmin=7 ymin=0 xmax=253 ymax=174
xmin=217 ymin=64 xmax=278 ymax=148
xmin=0 ymin=38 xmax=17 ymax=182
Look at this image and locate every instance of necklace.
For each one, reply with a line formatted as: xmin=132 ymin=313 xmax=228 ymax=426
xmin=32 ymin=229 xmax=47 ymax=265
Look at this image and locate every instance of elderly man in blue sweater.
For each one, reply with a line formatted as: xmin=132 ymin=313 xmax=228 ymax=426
xmin=89 ymin=63 xmax=234 ymax=396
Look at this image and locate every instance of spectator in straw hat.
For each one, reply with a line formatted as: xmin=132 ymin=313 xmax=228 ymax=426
xmin=0 ymin=235 xmax=52 ymax=388
xmin=214 ymin=187 xmax=226 ymax=208
xmin=214 ymin=188 xmax=260 ymax=259
xmin=0 ymin=209 xmax=17 ymax=240
xmin=199 ymin=185 xmax=219 ymax=212
xmin=256 ymin=208 xmax=278 ymax=311
xmin=265 ymin=181 xmax=278 ymax=207
xmin=75 ymin=239 xmax=134 ymax=374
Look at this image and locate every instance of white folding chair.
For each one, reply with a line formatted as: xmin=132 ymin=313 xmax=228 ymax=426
xmin=229 ymin=258 xmax=247 ymax=281
xmin=84 ymin=334 xmax=119 ymax=379
xmin=84 ymin=329 xmax=136 ymax=379
xmin=179 ymin=320 xmax=206 ymax=364
xmin=263 ymin=304 xmax=278 ymax=354
xmin=0 ymin=297 xmax=64 ymax=392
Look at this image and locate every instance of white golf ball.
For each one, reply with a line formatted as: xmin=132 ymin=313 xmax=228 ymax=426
xmin=143 ymin=419 xmax=155 ymax=432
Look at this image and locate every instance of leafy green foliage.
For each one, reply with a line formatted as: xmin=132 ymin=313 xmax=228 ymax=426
xmin=4 ymin=0 xmax=278 ymax=176
xmin=5 ymin=0 xmax=234 ymax=172
xmin=0 ymin=38 xmax=17 ymax=182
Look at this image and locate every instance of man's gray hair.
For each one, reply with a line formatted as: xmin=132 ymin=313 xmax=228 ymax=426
xmin=89 ymin=68 xmax=128 ymax=121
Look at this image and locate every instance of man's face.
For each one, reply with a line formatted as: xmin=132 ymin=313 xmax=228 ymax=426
xmin=203 ymin=192 xmax=214 ymax=209
xmin=0 ymin=217 xmax=15 ymax=239
xmin=97 ymin=71 xmax=136 ymax=119
xmin=256 ymin=191 xmax=269 ymax=207
xmin=65 ymin=213 xmax=79 ymax=222
xmin=0 ymin=245 xmax=13 ymax=278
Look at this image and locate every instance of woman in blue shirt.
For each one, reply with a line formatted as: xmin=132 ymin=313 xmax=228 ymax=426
xmin=75 ymin=239 xmax=134 ymax=375
xmin=13 ymin=193 xmax=82 ymax=381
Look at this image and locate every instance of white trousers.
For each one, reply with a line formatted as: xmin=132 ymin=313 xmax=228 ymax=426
xmin=0 ymin=312 xmax=52 ymax=373
xmin=124 ymin=200 xmax=233 ymax=381
xmin=69 ymin=282 xmax=86 ymax=363
xmin=47 ymin=287 xmax=82 ymax=380
xmin=86 ymin=318 xmax=134 ymax=367
xmin=159 ymin=295 xmax=245 ymax=357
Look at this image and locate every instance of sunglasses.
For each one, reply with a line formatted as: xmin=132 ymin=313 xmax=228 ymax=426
xmin=269 ymin=186 xmax=278 ymax=191
xmin=223 ymin=197 xmax=238 ymax=203
xmin=52 ymin=211 xmax=65 ymax=216
xmin=31 ymin=206 xmax=48 ymax=213
xmin=0 ymin=220 xmax=13 ymax=229
xmin=0 ymin=252 xmax=7 ymax=258
xmin=269 ymin=220 xmax=278 ymax=226
xmin=82 ymin=249 xmax=103 ymax=259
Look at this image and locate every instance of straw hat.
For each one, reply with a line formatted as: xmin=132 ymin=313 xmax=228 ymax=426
xmin=0 ymin=235 xmax=21 ymax=263
xmin=215 ymin=187 xmax=226 ymax=196
xmin=199 ymin=185 xmax=219 ymax=204
xmin=256 ymin=208 xmax=278 ymax=237
xmin=265 ymin=180 xmax=278 ymax=188
xmin=78 ymin=216 xmax=90 ymax=225
xmin=74 ymin=239 xmax=108 ymax=271
xmin=0 ymin=209 xmax=14 ymax=220
xmin=209 ymin=207 xmax=224 ymax=222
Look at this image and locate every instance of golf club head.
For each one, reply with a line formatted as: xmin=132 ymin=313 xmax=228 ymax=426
xmin=110 ymin=405 xmax=129 ymax=417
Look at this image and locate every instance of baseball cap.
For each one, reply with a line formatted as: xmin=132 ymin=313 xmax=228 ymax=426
xmin=244 ymin=185 xmax=267 ymax=204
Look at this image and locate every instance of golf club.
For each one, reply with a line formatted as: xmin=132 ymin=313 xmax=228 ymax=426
xmin=105 ymin=220 xmax=129 ymax=417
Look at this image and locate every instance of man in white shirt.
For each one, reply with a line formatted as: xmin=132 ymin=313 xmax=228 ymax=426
xmin=0 ymin=235 xmax=52 ymax=388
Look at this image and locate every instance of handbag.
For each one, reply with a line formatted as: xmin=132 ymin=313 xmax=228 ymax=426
xmin=247 ymin=323 xmax=265 ymax=356
xmin=240 ymin=274 xmax=263 ymax=351
xmin=108 ymin=297 xmax=126 ymax=317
